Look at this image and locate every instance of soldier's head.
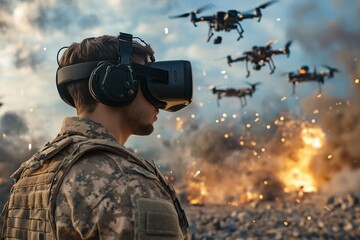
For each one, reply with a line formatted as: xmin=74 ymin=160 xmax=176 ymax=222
xmin=58 ymin=35 xmax=154 ymax=114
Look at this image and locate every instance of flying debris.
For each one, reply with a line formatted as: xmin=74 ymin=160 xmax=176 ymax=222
xmin=211 ymin=82 xmax=261 ymax=107
xmin=221 ymin=40 xmax=292 ymax=77
xmin=284 ymin=65 xmax=340 ymax=94
xmin=169 ymin=1 xmax=278 ymax=44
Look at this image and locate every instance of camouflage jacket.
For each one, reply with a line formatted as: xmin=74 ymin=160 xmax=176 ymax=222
xmin=2 ymin=117 xmax=188 ymax=240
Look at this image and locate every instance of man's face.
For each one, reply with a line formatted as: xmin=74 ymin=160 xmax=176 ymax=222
xmin=123 ymin=85 xmax=159 ymax=136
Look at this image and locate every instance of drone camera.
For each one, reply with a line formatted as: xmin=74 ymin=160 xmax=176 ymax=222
xmin=214 ymin=36 xmax=222 ymax=44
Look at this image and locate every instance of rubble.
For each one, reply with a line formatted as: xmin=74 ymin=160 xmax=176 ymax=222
xmin=185 ymin=193 xmax=360 ymax=239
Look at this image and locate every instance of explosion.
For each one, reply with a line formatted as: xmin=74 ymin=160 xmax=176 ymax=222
xmin=279 ymin=124 xmax=325 ymax=193
xmin=173 ymin=114 xmax=332 ymax=206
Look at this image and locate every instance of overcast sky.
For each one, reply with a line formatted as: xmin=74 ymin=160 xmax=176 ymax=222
xmin=0 ymin=0 xmax=358 ymax=153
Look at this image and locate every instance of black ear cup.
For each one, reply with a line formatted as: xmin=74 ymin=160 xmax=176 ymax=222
xmin=89 ymin=61 xmax=138 ymax=107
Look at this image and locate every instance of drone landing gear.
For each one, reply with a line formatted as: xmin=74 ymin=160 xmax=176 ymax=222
xmin=239 ymin=97 xmax=247 ymax=107
xmin=245 ymin=60 xmax=250 ymax=78
xmin=207 ymin=26 xmax=214 ymax=42
xmin=236 ymin=23 xmax=244 ymax=41
xmin=268 ymin=58 xmax=276 ymax=75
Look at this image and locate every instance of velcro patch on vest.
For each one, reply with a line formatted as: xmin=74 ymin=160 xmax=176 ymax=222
xmin=134 ymin=197 xmax=182 ymax=240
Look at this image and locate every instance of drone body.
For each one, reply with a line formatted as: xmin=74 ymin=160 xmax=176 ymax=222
xmin=226 ymin=40 xmax=292 ymax=77
xmin=211 ymin=82 xmax=261 ymax=107
xmin=169 ymin=1 xmax=278 ymax=44
xmin=286 ymin=65 xmax=340 ymax=94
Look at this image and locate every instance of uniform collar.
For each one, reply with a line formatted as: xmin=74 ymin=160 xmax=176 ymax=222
xmin=59 ymin=117 xmax=117 ymax=142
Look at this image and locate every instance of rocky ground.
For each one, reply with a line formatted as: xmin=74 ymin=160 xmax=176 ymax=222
xmin=1 ymin=185 xmax=360 ymax=239
xmin=184 ymin=193 xmax=360 ymax=240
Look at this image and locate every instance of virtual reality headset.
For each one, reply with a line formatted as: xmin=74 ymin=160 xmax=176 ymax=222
xmin=56 ymin=32 xmax=193 ymax=112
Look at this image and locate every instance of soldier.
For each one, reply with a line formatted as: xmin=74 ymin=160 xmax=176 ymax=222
xmin=1 ymin=32 xmax=192 ymax=239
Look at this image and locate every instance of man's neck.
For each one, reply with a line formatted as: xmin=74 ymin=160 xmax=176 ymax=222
xmin=78 ymin=106 xmax=129 ymax=144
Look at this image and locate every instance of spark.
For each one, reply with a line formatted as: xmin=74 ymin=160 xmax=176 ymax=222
xmin=194 ymin=170 xmax=200 ymax=178
xmin=266 ymin=125 xmax=271 ymax=129
xmin=199 ymin=102 xmax=204 ymax=107
xmin=221 ymin=70 xmax=226 ymax=74
xmin=164 ymin=27 xmax=169 ymax=34
xmin=317 ymin=94 xmax=322 ymax=98
xmin=306 ymin=216 xmax=312 ymax=221
xmin=3 ymin=133 xmax=6 ymax=138
xmin=202 ymin=70 xmax=207 ymax=76
xmin=328 ymin=154 xmax=332 ymax=159
xmin=323 ymin=206 xmax=332 ymax=211
xmin=215 ymin=119 xmax=219 ymax=123
xmin=239 ymin=141 xmax=245 ymax=146
xmin=264 ymin=180 xmax=268 ymax=185
xmin=281 ymin=96 xmax=287 ymax=101
xmin=156 ymin=134 xmax=161 ymax=139
xmin=313 ymin=109 xmax=319 ymax=114
xmin=259 ymin=194 xmax=263 ymax=199
xmin=253 ymin=151 xmax=258 ymax=156
xmin=223 ymin=74 xmax=229 ymax=80
xmin=232 ymin=114 xmax=237 ymax=118
xmin=29 ymin=108 xmax=34 ymax=112
xmin=222 ymin=113 xmax=227 ymax=118
xmin=220 ymin=117 xmax=225 ymax=122
xmin=281 ymin=138 xmax=286 ymax=143
xmin=191 ymin=114 xmax=196 ymax=119
xmin=251 ymin=141 xmax=256 ymax=146
xmin=355 ymin=79 xmax=359 ymax=84
xmin=224 ymin=133 xmax=229 ymax=138
xmin=261 ymin=148 xmax=266 ymax=152
xmin=284 ymin=221 xmax=288 ymax=226
xmin=176 ymin=117 xmax=181 ymax=121
xmin=246 ymin=123 xmax=251 ymax=128
xmin=280 ymin=116 xmax=285 ymax=121
xmin=43 ymin=47 xmax=47 ymax=51
xmin=255 ymin=113 xmax=259 ymax=117
xmin=276 ymin=18 xmax=281 ymax=21
xmin=311 ymin=119 xmax=316 ymax=123
xmin=28 ymin=143 xmax=32 ymax=151
xmin=254 ymin=118 xmax=259 ymax=122
xmin=197 ymin=86 xmax=202 ymax=91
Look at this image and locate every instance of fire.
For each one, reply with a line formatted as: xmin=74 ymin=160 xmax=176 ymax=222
xmin=186 ymin=170 xmax=208 ymax=205
xmin=279 ymin=124 xmax=325 ymax=193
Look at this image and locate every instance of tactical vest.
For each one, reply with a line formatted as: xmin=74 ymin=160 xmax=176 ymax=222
xmin=1 ymin=134 xmax=188 ymax=239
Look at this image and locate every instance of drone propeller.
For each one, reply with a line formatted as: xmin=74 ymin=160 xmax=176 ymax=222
xmin=168 ymin=4 xmax=214 ymax=19
xmin=285 ymin=40 xmax=292 ymax=57
xmin=214 ymin=55 xmax=230 ymax=61
xmin=265 ymin=39 xmax=277 ymax=47
xmin=245 ymin=81 xmax=262 ymax=91
xmin=257 ymin=0 xmax=279 ymax=9
xmin=322 ymin=64 xmax=340 ymax=73
xmin=281 ymin=71 xmax=293 ymax=76
xmin=241 ymin=0 xmax=279 ymax=21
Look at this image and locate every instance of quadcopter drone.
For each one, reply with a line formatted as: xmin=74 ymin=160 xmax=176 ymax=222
xmin=169 ymin=1 xmax=278 ymax=44
xmin=224 ymin=40 xmax=292 ymax=77
xmin=211 ymin=82 xmax=261 ymax=107
xmin=285 ymin=65 xmax=340 ymax=94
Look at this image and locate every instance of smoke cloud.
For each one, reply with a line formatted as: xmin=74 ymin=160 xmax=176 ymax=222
xmin=287 ymin=0 xmax=360 ymax=195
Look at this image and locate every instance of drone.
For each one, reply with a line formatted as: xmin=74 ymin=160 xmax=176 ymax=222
xmin=285 ymin=65 xmax=340 ymax=94
xmin=224 ymin=40 xmax=292 ymax=77
xmin=211 ymin=82 xmax=261 ymax=107
xmin=169 ymin=1 xmax=278 ymax=44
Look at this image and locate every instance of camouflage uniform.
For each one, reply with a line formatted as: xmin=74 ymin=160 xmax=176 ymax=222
xmin=1 ymin=117 xmax=188 ymax=239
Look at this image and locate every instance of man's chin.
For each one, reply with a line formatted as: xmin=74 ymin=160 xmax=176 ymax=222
xmin=134 ymin=124 xmax=154 ymax=136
